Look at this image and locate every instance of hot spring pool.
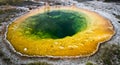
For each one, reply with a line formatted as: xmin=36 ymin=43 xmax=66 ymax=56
xmin=6 ymin=6 xmax=115 ymax=57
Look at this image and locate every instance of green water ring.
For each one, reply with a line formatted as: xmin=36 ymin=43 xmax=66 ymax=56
xmin=20 ymin=10 xmax=87 ymax=39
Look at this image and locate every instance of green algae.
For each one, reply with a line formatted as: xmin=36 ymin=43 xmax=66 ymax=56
xmin=20 ymin=10 xmax=87 ymax=39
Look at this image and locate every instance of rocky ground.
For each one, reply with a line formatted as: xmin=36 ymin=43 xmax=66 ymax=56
xmin=0 ymin=1 xmax=120 ymax=65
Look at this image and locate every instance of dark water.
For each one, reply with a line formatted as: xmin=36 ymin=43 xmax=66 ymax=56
xmin=21 ymin=10 xmax=87 ymax=39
